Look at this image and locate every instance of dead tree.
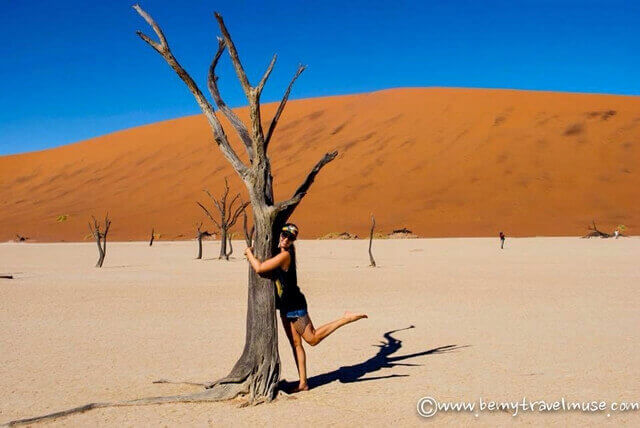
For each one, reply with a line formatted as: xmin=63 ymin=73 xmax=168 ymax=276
xmin=5 ymin=5 xmax=339 ymax=424
xmin=149 ymin=228 xmax=155 ymax=246
xmin=226 ymin=232 xmax=234 ymax=258
xmin=196 ymin=222 xmax=212 ymax=259
xmin=369 ymin=214 xmax=377 ymax=267
xmin=134 ymin=5 xmax=338 ymax=402
xmin=132 ymin=4 xmax=337 ymax=403
xmin=0 ymin=275 xmax=13 ymax=279
xmin=15 ymin=234 xmax=28 ymax=242
xmin=243 ymin=211 xmax=254 ymax=246
xmin=197 ymin=177 xmax=249 ymax=260
xmin=391 ymin=228 xmax=412 ymax=234
xmin=88 ymin=214 xmax=111 ymax=268
xmin=582 ymin=220 xmax=612 ymax=238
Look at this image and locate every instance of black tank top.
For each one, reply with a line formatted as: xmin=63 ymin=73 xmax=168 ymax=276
xmin=274 ymin=264 xmax=307 ymax=313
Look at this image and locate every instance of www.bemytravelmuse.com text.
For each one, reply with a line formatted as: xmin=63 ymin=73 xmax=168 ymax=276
xmin=417 ymin=396 xmax=640 ymax=418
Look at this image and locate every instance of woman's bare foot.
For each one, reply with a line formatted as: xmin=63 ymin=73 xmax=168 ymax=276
xmin=292 ymin=382 xmax=309 ymax=393
xmin=343 ymin=311 xmax=368 ymax=323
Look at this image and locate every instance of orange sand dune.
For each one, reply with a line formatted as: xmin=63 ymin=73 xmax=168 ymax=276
xmin=1 ymin=88 xmax=639 ymax=241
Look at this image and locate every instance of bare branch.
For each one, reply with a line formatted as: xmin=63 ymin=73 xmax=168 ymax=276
xmin=227 ymin=194 xmax=241 ymax=218
xmin=213 ymin=12 xmax=275 ymax=159
xmin=136 ymin=31 xmax=163 ymax=54
xmin=228 ymin=201 xmax=249 ymax=228
xmin=256 ymin=54 xmax=277 ymax=96
xmin=275 ymin=150 xmax=338 ymax=218
xmin=133 ymin=4 xmax=169 ymax=50
xmin=222 ymin=177 xmax=230 ymax=206
xmin=208 ymin=38 xmax=254 ymax=161
xmin=197 ymin=202 xmax=221 ymax=230
xmin=248 ymin=54 xmax=279 ymax=154
xmin=89 ymin=216 xmax=101 ymax=238
xmin=214 ymin=12 xmax=251 ymax=95
xmin=204 ymin=189 xmax=224 ymax=216
xmin=133 ymin=5 xmax=248 ymax=178
xmin=264 ymin=64 xmax=306 ymax=150
xmin=103 ymin=213 xmax=111 ymax=238
xmin=275 ymin=193 xmax=304 ymax=212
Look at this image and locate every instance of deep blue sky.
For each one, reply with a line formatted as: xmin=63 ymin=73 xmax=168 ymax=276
xmin=1 ymin=0 xmax=638 ymax=155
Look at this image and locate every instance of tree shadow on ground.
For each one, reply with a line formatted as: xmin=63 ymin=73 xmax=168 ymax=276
xmin=279 ymin=325 xmax=468 ymax=391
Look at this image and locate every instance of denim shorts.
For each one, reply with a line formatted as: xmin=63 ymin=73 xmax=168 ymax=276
xmin=285 ymin=308 xmax=308 ymax=319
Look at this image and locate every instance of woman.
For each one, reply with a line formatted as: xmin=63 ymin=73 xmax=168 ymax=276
xmin=244 ymin=223 xmax=367 ymax=392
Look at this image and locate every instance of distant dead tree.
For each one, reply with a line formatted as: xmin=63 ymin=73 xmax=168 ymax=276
xmin=0 ymin=274 xmax=13 ymax=279
xmin=243 ymin=211 xmax=254 ymax=246
xmin=88 ymin=214 xmax=111 ymax=268
xmin=391 ymin=228 xmax=412 ymax=234
xmin=196 ymin=222 xmax=213 ymax=259
xmin=149 ymin=228 xmax=155 ymax=246
xmin=197 ymin=178 xmax=249 ymax=260
xmin=369 ymin=214 xmax=377 ymax=267
xmin=15 ymin=234 xmax=28 ymax=242
xmin=582 ymin=220 xmax=612 ymax=238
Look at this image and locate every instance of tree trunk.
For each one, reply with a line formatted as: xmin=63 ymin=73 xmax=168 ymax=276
xmin=216 ymin=210 xmax=280 ymax=399
xmin=197 ymin=235 xmax=204 ymax=259
xmin=90 ymin=215 xmax=110 ymax=268
xmin=226 ymin=234 xmax=233 ymax=259
xmin=369 ymin=214 xmax=376 ymax=267
xmin=219 ymin=228 xmax=228 ymax=260
xmin=98 ymin=237 xmax=107 ymax=268
xmin=94 ymin=234 xmax=104 ymax=268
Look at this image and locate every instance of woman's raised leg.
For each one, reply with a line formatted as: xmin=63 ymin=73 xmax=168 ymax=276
xmin=301 ymin=311 xmax=368 ymax=347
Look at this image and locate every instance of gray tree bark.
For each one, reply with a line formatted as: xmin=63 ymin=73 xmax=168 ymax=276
xmin=243 ymin=211 xmax=255 ymax=247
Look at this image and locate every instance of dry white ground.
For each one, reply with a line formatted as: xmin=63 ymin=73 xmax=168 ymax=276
xmin=1 ymin=238 xmax=639 ymax=426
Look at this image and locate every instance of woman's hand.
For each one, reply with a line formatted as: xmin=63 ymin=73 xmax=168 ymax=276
xmin=245 ymin=248 xmax=290 ymax=274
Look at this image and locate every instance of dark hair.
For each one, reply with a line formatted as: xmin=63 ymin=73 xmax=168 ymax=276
xmin=284 ymin=243 xmax=298 ymax=287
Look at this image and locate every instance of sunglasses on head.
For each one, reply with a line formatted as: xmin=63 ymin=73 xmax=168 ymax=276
xmin=281 ymin=231 xmax=296 ymax=241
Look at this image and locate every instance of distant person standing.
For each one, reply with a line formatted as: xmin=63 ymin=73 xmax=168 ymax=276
xmin=614 ymin=229 xmax=620 ymax=239
xmin=499 ymin=231 xmax=506 ymax=249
